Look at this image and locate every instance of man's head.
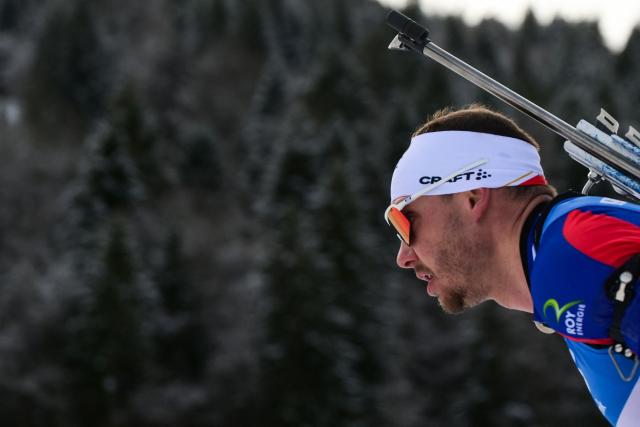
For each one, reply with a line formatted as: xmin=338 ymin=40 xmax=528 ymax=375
xmin=387 ymin=105 xmax=556 ymax=313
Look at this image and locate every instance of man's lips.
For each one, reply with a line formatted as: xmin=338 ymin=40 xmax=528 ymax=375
xmin=415 ymin=271 xmax=435 ymax=293
xmin=415 ymin=272 xmax=433 ymax=282
xmin=426 ymin=277 xmax=437 ymax=297
xmin=415 ymin=269 xmax=438 ymax=296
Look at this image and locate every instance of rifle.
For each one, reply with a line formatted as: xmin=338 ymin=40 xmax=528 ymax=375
xmin=385 ymin=10 xmax=640 ymax=201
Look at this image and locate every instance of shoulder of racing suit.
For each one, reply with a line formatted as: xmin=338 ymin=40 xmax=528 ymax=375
xmin=525 ymin=193 xmax=640 ymax=353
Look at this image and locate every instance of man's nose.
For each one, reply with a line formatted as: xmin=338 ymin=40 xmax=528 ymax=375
xmin=396 ymin=241 xmax=417 ymax=269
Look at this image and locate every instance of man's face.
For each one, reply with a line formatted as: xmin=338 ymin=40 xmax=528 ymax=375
xmin=395 ymin=194 xmax=493 ymax=314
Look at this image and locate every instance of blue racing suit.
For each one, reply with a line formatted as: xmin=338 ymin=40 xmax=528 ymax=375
xmin=521 ymin=193 xmax=640 ymax=426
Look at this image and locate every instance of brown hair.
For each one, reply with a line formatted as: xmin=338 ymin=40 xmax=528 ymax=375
xmin=413 ymin=104 xmax=557 ymax=200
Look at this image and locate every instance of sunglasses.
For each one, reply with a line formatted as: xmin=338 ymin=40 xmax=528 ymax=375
xmin=384 ymin=159 xmax=488 ymax=245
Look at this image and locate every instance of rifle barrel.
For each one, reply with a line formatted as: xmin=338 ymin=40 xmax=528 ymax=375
xmin=421 ymin=41 xmax=640 ymax=181
xmin=386 ymin=10 xmax=640 ymax=182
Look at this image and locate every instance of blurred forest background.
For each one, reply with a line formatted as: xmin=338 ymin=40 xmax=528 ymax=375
xmin=1 ymin=0 xmax=639 ymax=426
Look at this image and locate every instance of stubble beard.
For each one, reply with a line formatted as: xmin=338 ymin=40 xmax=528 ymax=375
xmin=434 ymin=213 xmax=494 ymax=314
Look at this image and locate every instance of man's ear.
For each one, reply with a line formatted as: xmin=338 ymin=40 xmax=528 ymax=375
xmin=465 ymin=188 xmax=492 ymax=221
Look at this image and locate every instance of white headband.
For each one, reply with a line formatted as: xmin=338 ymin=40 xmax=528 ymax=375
xmin=390 ymin=131 xmax=546 ymax=201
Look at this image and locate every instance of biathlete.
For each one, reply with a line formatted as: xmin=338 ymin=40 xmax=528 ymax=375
xmin=385 ymin=105 xmax=640 ymax=426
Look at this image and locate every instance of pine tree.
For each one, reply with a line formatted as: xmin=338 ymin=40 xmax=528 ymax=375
xmin=64 ymin=221 xmax=149 ymax=426
xmin=617 ymin=27 xmax=640 ymax=79
xmin=153 ymin=231 xmax=207 ymax=380
xmin=69 ymin=123 xmax=141 ymax=243
xmin=182 ymin=0 xmax=228 ymax=52
xmin=513 ymin=10 xmax=545 ymax=102
xmin=226 ymin=0 xmax=264 ymax=53
xmin=311 ymin=125 xmax=383 ymax=425
xmin=23 ymin=0 xmax=111 ymax=133
xmin=108 ymin=85 xmax=165 ymax=194
xmin=179 ymin=126 xmax=222 ymax=192
xmin=0 ymin=0 xmax=19 ymax=31
xmin=615 ymin=27 xmax=640 ymax=128
xmin=257 ymin=117 xmax=384 ymax=426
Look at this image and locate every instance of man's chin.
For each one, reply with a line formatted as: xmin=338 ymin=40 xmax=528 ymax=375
xmin=437 ymin=294 xmax=467 ymax=314
xmin=438 ymin=291 xmax=484 ymax=314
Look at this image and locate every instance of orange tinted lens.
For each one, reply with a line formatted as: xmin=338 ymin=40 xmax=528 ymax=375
xmin=387 ymin=207 xmax=411 ymax=244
